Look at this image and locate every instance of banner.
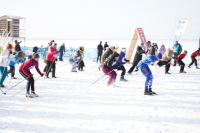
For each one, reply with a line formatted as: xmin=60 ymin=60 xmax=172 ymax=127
xmin=20 ymin=47 xmax=97 ymax=60
xmin=173 ymin=18 xmax=188 ymax=45
xmin=137 ymin=28 xmax=148 ymax=51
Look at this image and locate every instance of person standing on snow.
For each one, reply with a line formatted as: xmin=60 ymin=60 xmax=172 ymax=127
xmin=97 ymin=41 xmax=103 ymax=63
xmin=173 ymin=41 xmax=182 ymax=66
xmin=128 ymin=43 xmax=148 ymax=74
xmin=77 ymin=46 xmax=85 ymax=71
xmin=135 ymin=55 xmax=158 ymax=95
xmin=14 ymin=40 xmax=22 ymax=53
xmin=176 ymin=50 xmax=187 ymax=73
xmin=157 ymin=48 xmax=173 ymax=74
xmin=102 ymin=52 xmax=119 ymax=87
xmin=115 ymin=48 xmax=129 ymax=81
xmin=59 ymin=43 xmax=65 ymax=61
xmin=150 ymin=43 xmax=157 ymax=56
xmin=19 ymin=53 xmax=44 ymax=98
xmin=159 ymin=44 xmax=166 ymax=55
xmin=0 ymin=44 xmax=17 ymax=87
xmin=188 ymin=48 xmax=200 ymax=69
xmin=104 ymin=42 xmax=109 ymax=52
xmin=45 ymin=43 xmax=58 ymax=78
xmin=7 ymin=51 xmax=25 ymax=79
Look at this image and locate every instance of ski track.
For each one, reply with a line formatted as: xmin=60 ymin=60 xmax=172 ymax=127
xmin=0 ymin=58 xmax=200 ymax=133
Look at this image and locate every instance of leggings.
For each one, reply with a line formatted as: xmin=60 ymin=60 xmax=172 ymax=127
xmin=19 ymin=70 xmax=35 ymax=92
xmin=7 ymin=66 xmax=15 ymax=77
xmin=189 ymin=56 xmax=197 ymax=67
xmin=139 ymin=64 xmax=153 ymax=89
xmin=102 ymin=66 xmax=117 ymax=85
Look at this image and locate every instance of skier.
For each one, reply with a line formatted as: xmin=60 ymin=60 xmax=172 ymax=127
xmin=104 ymin=42 xmax=109 ymax=52
xmin=69 ymin=51 xmax=81 ymax=72
xmin=19 ymin=53 xmax=44 ymax=98
xmin=102 ymin=52 xmax=119 ymax=87
xmin=135 ymin=55 xmax=158 ymax=95
xmin=7 ymin=51 xmax=24 ymax=79
xmin=97 ymin=41 xmax=103 ymax=63
xmin=0 ymin=44 xmax=16 ymax=87
xmin=159 ymin=44 xmax=166 ymax=55
xmin=157 ymin=48 xmax=173 ymax=74
xmin=77 ymin=46 xmax=85 ymax=71
xmin=176 ymin=50 xmax=187 ymax=73
xmin=188 ymin=48 xmax=200 ymax=69
xmin=115 ymin=48 xmax=129 ymax=81
xmin=59 ymin=43 xmax=65 ymax=61
xmin=128 ymin=43 xmax=148 ymax=74
xmin=45 ymin=43 xmax=58 ymax=78
xmin=173 ymin=41 xmax=182 ymax=66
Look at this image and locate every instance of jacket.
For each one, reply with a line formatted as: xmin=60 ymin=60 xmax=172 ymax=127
xmin=15 ymin=44 xmax=21 ymax=52
xmin=59 ymin=45 xmax=65 ymax=53
xmin=191 ymin=50 xmax=200 ymax=57
xmin=97 ymin=44 xmax=103 ymax=53
xmin=9 ymin=55 xmax=24 ymax=66
xmin=150 ymin=45 xmax=157 ymax=55
xmin=69 ymin=54 xmax=79 ymax=62
xmin=173 ymin=44 xmax=182 ymax=55
xmin=116 ymin=52 xmax=128 ymax=66
xmin=104 ymin=44 xmax=109 ymax=51
xmin=0 ymin=47 xmax=15 ymax=67
xmin=132 ymin=46 xmax=145 ymax=66
xmin=102 ymin=48 xmax=113 ymax=64
xmin=161 ymin=48 xmax=173 ymax=62
xmin=176 ymin=53 xmax=186 ymax=62
xmin=103 ymin=55 xmax=116 ymax=69
xmin=19 ymin=58 xmax=42 ymax=76
xmin=46 ymin=46 xmax=57 ymax=62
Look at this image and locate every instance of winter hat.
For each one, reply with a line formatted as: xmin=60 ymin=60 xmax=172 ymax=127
xmin=184 ymin=50 xmax=188 ymax=54
xmin=110 ymin=46 xmax=115 ymax=52
xmin=7 ymin=44 xmax=13 ymax=49
xmin=122 ymin=48 xmax=126 ymax=52
xmin=32 ymin=53 xmax=39 ymax=59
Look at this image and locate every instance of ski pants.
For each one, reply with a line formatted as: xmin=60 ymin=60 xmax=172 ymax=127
xmin=178 ymin=60 xmax=185 ymax=72
xmin=102 ymin=66 xmax=117 ymax=85
xmin=59 ymin=52 xmax=64 ymax=61
xmin=189 ymin=56 xmax=197 ymax=67
xmin=116 ymin=65 xmax=126 ymax=77
xmin=46 ymin=60 xmax=56 ymax=77
xmin=139 ymin=64 xmax=153 ymax=89
xmin=173 ymin=53 xmax=179 ymax=66
xmin=69 ymin=60 xmax=77 ymax=71
xmin=97 ymin=52 xmax=102 ymax=63
xmin=19 ymin=70 xmax=34 ymax=92
xmin=0 ymin=66 xmax=7 ymax=84
xmin=78 ymin=60 xmax=85 ymax=70
xmin=7 ymin=66 xmax=15 ymax=77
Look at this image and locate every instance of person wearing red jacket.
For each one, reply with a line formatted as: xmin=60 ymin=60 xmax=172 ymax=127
xmin=188 ymin=48 xmax=200 ymax=69
xmin=45 ymin=43 xmax=58 ymax=78
xmin=19 ymin=53 xmax=44 ymax=98
xmin=176 ymin=50 xmax=187 ymax=73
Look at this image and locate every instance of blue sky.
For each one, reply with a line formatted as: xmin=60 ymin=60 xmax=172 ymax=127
xmin=0 ymin=0 xmax=200 ymax=40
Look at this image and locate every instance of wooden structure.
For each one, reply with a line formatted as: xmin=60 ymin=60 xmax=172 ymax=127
xmin=0 ymin=15 xmax=26 ymax=48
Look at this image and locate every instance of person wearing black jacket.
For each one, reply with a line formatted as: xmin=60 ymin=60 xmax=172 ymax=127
xmin=104 ymin=42 xmax=109 ymax=52
xmin=97 ymin=41 xmax=103 ymax=63
xmin=102 ymin=52 xmax=119 ymax=87
xmin=128 ymin=43 xmax=147 ymax=73
xmin=14 ymin=41 xmax=21 ymax=52
xmin=150 ymin=43 xmax=158 ymax=56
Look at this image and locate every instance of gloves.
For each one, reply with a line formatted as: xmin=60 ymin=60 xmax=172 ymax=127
xmin=41 ymin=73 xmax=44 ymax=77
xmin=126 ymin=60 xmax=130 ymax=62
xmin=55 ymin=59 xmax=58 ymax=61
xmin=123 ymin=62 xmax=126 ymax=64
xmin=28 ymin=74 xmax=33 ymax=78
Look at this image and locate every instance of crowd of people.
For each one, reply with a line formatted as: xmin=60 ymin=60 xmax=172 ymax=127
xmin=0 ymin=40 xmax=199 ymax=97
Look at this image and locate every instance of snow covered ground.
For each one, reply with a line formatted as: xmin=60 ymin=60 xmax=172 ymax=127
xmin=0 ymin=56 xmax=200 ymax=133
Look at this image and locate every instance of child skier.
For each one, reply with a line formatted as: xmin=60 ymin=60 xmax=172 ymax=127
xmin=7 ymin=51 xmax=24 ymax=79
xmin=176 ymin=50 xmax=187 ymax=73
xmin=135 ymin=55 xmax=158 ymax=95
xmin=19 ymin=53 xmax=44 ymax=98
xmin=0 ymin=44 xmax=16 ymax=87
xmin=188 ymin=48 xmax=200 ymax=69
xmin=115 ymin=48 xmax=129 ymax=81
xmin=69 ymin=51 xmax=81 ymax=72
xmin=102 ymin=52 xmax=119 ymax=87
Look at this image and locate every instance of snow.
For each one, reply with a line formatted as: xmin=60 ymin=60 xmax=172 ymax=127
xmin=1 ymin=46 xmax=200 ymax=132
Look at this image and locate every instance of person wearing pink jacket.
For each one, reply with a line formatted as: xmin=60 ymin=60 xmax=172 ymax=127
xmin=45 ymin=43 xmax=58 ymax=78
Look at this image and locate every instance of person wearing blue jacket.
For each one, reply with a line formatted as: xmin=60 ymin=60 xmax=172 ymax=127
xmin=115 ymin=48 xmax=129 ymax=81
xmin=7 ymin=52 xmax=24 ymax=79
xmin=59 ymin=43 xmax=65 ymax=61
xmin=69 ymin=51 xmax=81 ymax=72
xmin=135 ymin=55 xmax=158 ymax=95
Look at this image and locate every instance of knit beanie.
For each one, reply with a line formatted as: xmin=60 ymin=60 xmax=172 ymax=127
xmin=7 ymin=44 xmax=13 ymax=49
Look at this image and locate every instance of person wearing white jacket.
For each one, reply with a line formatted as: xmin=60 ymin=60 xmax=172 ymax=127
xmin=159 ymin=44 xmax=166 ymax=55
xmin=0 ymin=44 xmax=16 ymax=87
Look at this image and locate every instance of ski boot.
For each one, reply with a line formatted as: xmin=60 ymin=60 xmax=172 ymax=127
xmin=31 ymin=91 xmax=39 ymax=97
xmin=144 ymin=89 xmax=152 ymax=95
xmin=196 ymin=66 xmax=200 ymax=69
xmin=180 ymin=71 xmax=186 ymax=73
xmin=26 ymin=91 xmax=33 ymax=98
xmin=148 ymin=88 xmax=156 ymax=95
xmin=165 ymin=72 xmax=171 ymax=74
xmin=0 ymin=84 xmax=4 ymax=87
xmin=52 ymin=76 xmax=57 ymax=78
xmin=120 ymin=77 xmax=128 ymax=82
xmin=11 ymin=77 xmax=17 ymax=79
xmin=188 ymin=66 xmax=191 ymax=68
